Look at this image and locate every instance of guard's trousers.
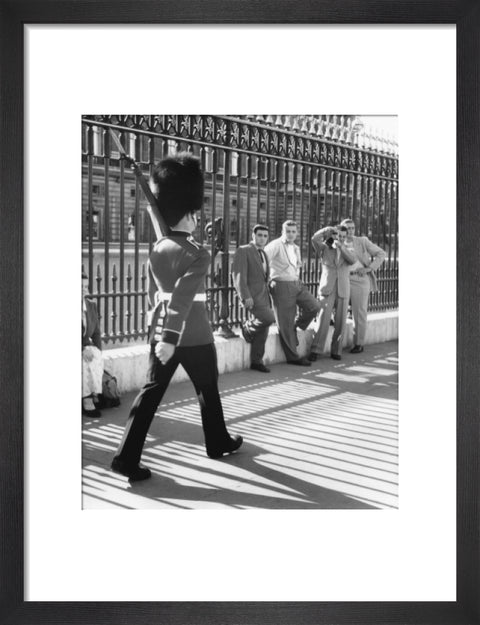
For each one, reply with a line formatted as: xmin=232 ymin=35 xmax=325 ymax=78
xmin=114 ymin=343 xmax=232 ymax=464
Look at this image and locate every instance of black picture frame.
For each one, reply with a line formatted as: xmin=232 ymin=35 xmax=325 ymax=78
xmin=1 ymin=1 xmax=478 ymax=624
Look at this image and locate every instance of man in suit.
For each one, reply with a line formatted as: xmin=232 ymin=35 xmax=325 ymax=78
xmin=264 ymin=220 xmax=321 ymax=366
xmin=340 ymin=218 xmax=386 ymax=353
xmin=111 ymin=153 xmax=242 ymax=482
xmin=309 ymin=225 xmax=356 ymax=361
xmin=231 ymin=224 xmax=275 ymax=373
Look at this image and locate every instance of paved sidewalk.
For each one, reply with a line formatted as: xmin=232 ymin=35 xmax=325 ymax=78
xmin=82 ymin=341 xmax=398 ymax=510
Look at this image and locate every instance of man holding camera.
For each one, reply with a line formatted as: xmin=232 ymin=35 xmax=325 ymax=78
xmin=309 ymin=225 xmax=356 ymax=361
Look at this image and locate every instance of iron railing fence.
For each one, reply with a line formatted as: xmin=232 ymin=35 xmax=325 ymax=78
xmin=82 ymin=115 xmax=398 ymax=344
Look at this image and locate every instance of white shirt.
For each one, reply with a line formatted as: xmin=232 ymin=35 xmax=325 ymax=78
xmin=264 ymin=236 xmax=302 ymax=281
xmin=285 ymin=241 xmax=298 ymax=267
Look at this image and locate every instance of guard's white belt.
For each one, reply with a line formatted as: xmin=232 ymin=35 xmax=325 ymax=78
xmin=156 ymin=292 xmax=206 ymax=303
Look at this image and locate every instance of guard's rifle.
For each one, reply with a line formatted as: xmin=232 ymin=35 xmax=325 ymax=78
xmin=108 ymin=129 xmax=167 ymax=239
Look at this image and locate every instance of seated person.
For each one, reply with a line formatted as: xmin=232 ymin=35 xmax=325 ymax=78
xmin=82 ymin=272 xmax=103 ymax=418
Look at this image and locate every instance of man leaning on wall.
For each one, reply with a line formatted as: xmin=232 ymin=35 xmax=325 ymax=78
xmin=231 ymin=224 xmax=275 ymax=373
xmin=264 ymin=220 xmax=321 ymax=366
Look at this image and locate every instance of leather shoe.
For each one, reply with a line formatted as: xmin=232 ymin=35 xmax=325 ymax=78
xmin=308 ymin=352 xmax=318 ymax=362
xmin=241 ymin=324 xmax=253 ymax=344
xmin=350 ymin=345 xmax=364 ymax=354
xmin=111 ymin=457 xmax=152 ymax=481
xmin=330 ymin=353 xmax=342 ymax=360
xmin=287 ymin=357 xmax=311 ymax=367
xmin=250 ymin=363 xmax=270 ymax=373
xmin=207 ymin=434 xmax=243 ymax=459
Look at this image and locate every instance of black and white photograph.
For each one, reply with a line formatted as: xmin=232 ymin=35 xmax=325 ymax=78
xmin=18 ymin=19 xmax=465 ymax=614
xmin=81 ymin=114 xmax=399 ymax=510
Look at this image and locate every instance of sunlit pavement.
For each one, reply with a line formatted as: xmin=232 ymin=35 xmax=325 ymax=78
xmin=82 ymin=340 xmax=398 ymax=510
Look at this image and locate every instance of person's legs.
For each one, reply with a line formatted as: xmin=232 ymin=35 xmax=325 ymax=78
xmin=295 ymin=285 xmax=322 ymax=330
xmin=310 ymin=293 xmax=335 ymax=354
xmin=331 ymin=295 xmax=349 ymax=356
xmin=179 ymin=343 xmax=239 ymax=457
xmin=82 ymin=346 xmax=104 ymax=416
xmin=113 ymin=345 xmax=178 ymax=468
xmin=270 ymin=281 xmax=300 ymax=362
xmin=82 ymin=347 xmax=103 ymax=393
xmin=247 ymin=305 xmax=275 ymax=365
xmin=350 ymin=276 xmax=370 ymax=346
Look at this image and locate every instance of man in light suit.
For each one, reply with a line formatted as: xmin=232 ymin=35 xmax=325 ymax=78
xmin=231 ymin=224 xmax=275 ymax=373
xmin=264 ymin=220 xmax=321 ymax=366
xmin=340 ymin=218 xmax=386 ymax=353
xmin=309 ymin=225 xmax=356 ymax=361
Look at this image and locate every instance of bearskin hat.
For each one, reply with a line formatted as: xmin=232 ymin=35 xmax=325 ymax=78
xmin=150 ymin=152 xmax=204 ymax=227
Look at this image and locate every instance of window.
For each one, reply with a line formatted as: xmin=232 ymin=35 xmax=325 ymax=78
xmin=86 ymin=209 xmax=100 ymax=240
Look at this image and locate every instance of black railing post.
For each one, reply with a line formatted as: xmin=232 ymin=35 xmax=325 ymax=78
xmin=215 ymin=120 xmax=237 ymax=339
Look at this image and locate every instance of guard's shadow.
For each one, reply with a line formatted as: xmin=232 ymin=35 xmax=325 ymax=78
xmin=82 ymin=344 xmax=398 ymax=510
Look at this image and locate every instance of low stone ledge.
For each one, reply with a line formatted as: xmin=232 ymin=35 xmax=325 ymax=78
xmin=103 ymin=310 xmax=398 ymax=394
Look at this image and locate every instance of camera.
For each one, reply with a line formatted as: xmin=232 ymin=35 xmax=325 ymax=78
xmin=325 ymin=230 xmax=338 ymax=247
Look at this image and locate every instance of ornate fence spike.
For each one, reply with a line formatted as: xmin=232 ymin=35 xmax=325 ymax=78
xmin=126 ymin=263 xmax=132 ymax=289
xmin=95 ymin=264 xmax=102 ymax=292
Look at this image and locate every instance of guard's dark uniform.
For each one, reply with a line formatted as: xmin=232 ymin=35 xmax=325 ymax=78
xmin=114 ymin=231 xmax=234 ymax=465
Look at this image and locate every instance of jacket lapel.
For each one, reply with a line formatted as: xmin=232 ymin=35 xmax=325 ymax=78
xmin=250 ymin=242 xmax=266 ymax=278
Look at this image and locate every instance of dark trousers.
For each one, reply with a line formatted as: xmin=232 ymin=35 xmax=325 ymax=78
xmin=244 ymin=305 xmax=275 ymax=364
xmin=114 ymin=343 xmax=232 ymax=465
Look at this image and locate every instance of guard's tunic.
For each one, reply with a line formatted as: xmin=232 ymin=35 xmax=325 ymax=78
xmin=114 ymin=231 xmax=233 ymax=466
xmin=147 ymin=233 xmax=213 ymax=346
